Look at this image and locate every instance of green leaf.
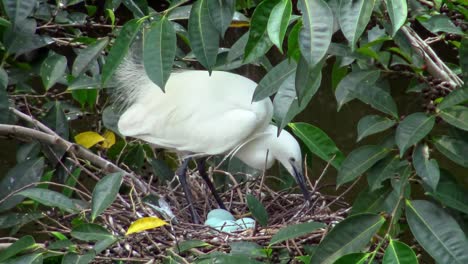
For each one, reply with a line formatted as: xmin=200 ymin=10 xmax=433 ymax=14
xmin=0 ymin=235 xmax=36 ymax=262
xmin=102 ymin=19 xmax=142 ymax=86
xmin=177 ymin=240 xmax=211 ymax=253
xmin=418 ymin=15 xmax=462 ymax=35
xmin=298 ymin=0 xmax=333 ymax=67
xmin=385 ymin=0 xmax=407 ymax=36
xmin=61 ymin=252 xmax=95 ymax=264
xmin=310 ymin=213 xmax=385 ymax=264
xmin=188 ymin=0 xmax=219 ymax=72
xmin=438 ymin=88 xmax=468 ymax=110
xmin=72 ymin=38 xmax=108 ymax=77
xmin=335 ymin=70 xmax=380 ymax=110
xmin=351 ymin=186 xmax=392 ymax=215
xmin=290 ymin=122 xmax=344 ymax=169
xmin=91 ymin=172 xmax=123 ymax=221
xmin=122 ymin=0 xmax=148 ymax=18
xmin=143 ymin=17 xmax=176 ymax=91
xmin=337 ymin=145 xmax=390 ymax=186
xmin=433 ymin=135 xmax=468 ymax=168
xmin=71 ymin=224 xmax=114 ymax=241
xmin=94 ymin=236 xmax=118 ymax=254
xmin=18 ymin=188 xmax=80 ymax=213
xmin=287 ymin=20 xmax=302 ymax=61
xmin=333 ymin=253 xmax=370 ymax=264
xmin=406 ymin=200 xmax=468 ymax=264
xmin=252 ymin=59 xmax=296 ymax=102
xmin=0 ymin=158 xmax=44 ymax=212
xmin=246 ymin=194 xmax=268 ymax=227
xmin=0 ymin=212 xmax=43 ymax=229
xmin=295 ymin=56 xmax=322 ymax=106
xmin=226 ymin=32 xmax=249 ymax=62
xmin=396 ymin=112 xmax=435 ymax=157
xmin=357 ymin=115 xmax=396 ymax=142
xmin=383 ymin=239 xmax=418 ymax=264
xmin=2 ymin=0 xmax=36 ymax=26
xmin=413 ymin=144 xmax=439 ymax=191
xmin=429 ymin=177 xmax=468 ymax=215
xmin=230 ymin=242 xmax=268 ymax=258
xmin=351 ymin=84 xmax=399 ymax=118
xmin=40 ymin=53 xmax=67 ymax=90
xmin=367 ymin=155 xmax=402 ymax=191
xmin=243 ymin=0 xmax=279 ymax=63
xmin=208 ymin=0 xmax=235 ymax=37
xmin=331 ymin=59 xmax=348 ymax=91
xmin=439 ymin=106 xmax=468 ymax=131
xmin=269 ymin=222 xmax=325 ymax=246
xmin=3 ymin=253 xmax=43 ymax=264
xmin=267 ymin=0 xmax=291 ymax=52
xmin=338 ymin=0 xmax=375 ymax=49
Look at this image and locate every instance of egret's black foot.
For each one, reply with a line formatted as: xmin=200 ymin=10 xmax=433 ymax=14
xmin=196 ymin=158 xmax=227 ymax=210
xmin=177 ymin=158 xmax=201 ymax=224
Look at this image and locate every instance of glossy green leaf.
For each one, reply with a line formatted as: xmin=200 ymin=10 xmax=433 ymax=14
xmin=269 ymin=222 xmax=325 ymax=245
xmin=352 ymin=84 xmax=399 ymax=118
xmin=253 ymin=59 xmax=296 ymax=101
xmin=429 ymin=178 xmax=468 ymax=215
xmin=246 ymin=194 xmax=268 ymax=227
xmin=143 ymin=17 xmax=176 ymax=90
xmin=0 ymin=212 xmax=43 ymax=229
xmin=418 ymin=15 xmax=462 ymax=35
xmin=439 ymin=106 xmax=468 ymax=131
xmin=61 ymin=252 xmax=96 ymax=264
xmin=208 ymin=0 xmax=235 ymax=37
xmin=71 ymin=224 xmax=114 ymax=241
xmin=102 ymin=19 xmax=142 ymax=86
xmin=244 ymin=0 xmax=278 ymax=63
xmin=40 ymin=53 xmax=67 ymax=90
xmin=2 ymin=0 xmax=35 ymax=26
xmin=331 ymin=59 xmax=348 ymax=91
xmin=367 ymin=155 xmax=402 ymax=191
xmin=0 ymin=158 xmax=44 ymax=212
xmin=396 ymin=112 xmax=435 ymax=157
xmin=310 ymin=213 xmax=385 ymax=264
xmin=122 ymin=0 xmax=147 ymax=18
xmin=267 ymin=0 xmax=291 ymax=52
xmin=226 ymin=32 xmax=249 ymax=62
xmin=406 ymin=200 xmax=468 ymax=264
xmin=0 ymin=235 xmax=36 ymax=262
xmin=385 ymin=0 xmax=407 ymax=36
xmin=298 ymin=0 xmax=333 ymax=67
xmin=335 ymin=70 xmax=380 ymax=110
xmin=94 ymin=236 xmax=118 ymax=254
xmin=383 ymin=239 xmax=418 ymax=264
xmin=438 ymin=88 xmax=468 ymax=110
xmin=72 ymin=38 xmax=108 ymax=77
xmin=177 ymin=240 xmax=211 ymax=253
xmin=290 ymin=122 xmax=344 ymax=169
xmin=287 ymin=20 xmax=302 ymax=61
xmin=3 ymin=253 xmax=43 ymax=264
xmin=351 ymin=186 xmax=392 ymax=215
xmin=18 ymin=188 xmax=80 ymax=213
xmin=337 ymin=145 xmax=390 ymax=186
xmin=433 ymin=135 xmax=468 ymax=168
xmin=333 ymin=253 xmax=370 ymax=264
xmin=91 ymin=172 xmax=123 ymax=222
xmin=357 ymin=115 xmax=396 ymax=142
xmin=413 ymin=144 xmax=439 ymax=191
xmin=339 ymin=0 xmax=375 ymax=48
xmin=295 ymin=56 xmax=322 ymax=106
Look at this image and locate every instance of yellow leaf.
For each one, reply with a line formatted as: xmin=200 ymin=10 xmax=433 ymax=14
xmin=101 ymin=130 xmax=116 ymax=149
xmin=75 ymin=131 xmax=105 ymax=149
xmin=230 ymin=21 xmax=250 ymax=28
xmin=126 ymin=217 xmax=167 ymax=236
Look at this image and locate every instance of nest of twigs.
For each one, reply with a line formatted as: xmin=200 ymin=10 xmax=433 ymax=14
xmin=82 ymin=168 xmax=350 ymax=263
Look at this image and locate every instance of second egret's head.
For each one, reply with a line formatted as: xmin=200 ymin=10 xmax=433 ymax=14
xmin=268 ymin=127 xmax=311 ymax=201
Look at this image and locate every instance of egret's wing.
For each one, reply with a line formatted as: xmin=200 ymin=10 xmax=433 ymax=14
xmin=118 ymin=100 xmax=271 ymax=155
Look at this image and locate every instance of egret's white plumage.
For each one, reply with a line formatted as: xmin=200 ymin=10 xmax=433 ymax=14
xmin=115 ymin=56 xmax=309 ymax=205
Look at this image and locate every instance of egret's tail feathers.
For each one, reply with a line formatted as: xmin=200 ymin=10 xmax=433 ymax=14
xmin=113 ymin=54 xmax=160 ymax=111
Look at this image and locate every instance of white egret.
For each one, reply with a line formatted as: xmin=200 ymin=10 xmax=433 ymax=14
xmin=115 ymin=56 xmax=310 ymax=223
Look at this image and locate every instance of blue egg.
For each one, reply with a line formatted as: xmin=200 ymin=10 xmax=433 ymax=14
xmin=235 ymin=217 xmax=256 ymax=230
xmin=206 ymin=209 xmax=235 ymax=221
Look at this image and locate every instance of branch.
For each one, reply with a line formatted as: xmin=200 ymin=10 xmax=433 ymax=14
xmin=401 ymin=26 xmax=463 ymax=88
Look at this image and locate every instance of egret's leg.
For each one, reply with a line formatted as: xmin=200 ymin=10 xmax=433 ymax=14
xmin=177 ymin=158 xmax=200 ymax=224
xmin=196 ymin=159 xmax=226 ymax=210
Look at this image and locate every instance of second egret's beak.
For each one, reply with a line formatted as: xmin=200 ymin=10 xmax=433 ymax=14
xmin=290 ymin=160 xmax=311 ymax=202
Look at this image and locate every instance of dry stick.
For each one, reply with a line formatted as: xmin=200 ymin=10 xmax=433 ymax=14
xmin=400 ymin=26 xmax=463 ymax=87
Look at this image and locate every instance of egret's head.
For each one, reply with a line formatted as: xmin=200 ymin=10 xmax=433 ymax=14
xmin=267 ymin=126 xmax=311 ymax=201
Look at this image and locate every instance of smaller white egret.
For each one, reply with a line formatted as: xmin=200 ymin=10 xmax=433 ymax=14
xmin=115 ymin=55 xmax=310 ymax=223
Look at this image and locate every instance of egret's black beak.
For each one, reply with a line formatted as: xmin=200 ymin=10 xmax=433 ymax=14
xmin=290 ymin=160 xmax=311 ymax=202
